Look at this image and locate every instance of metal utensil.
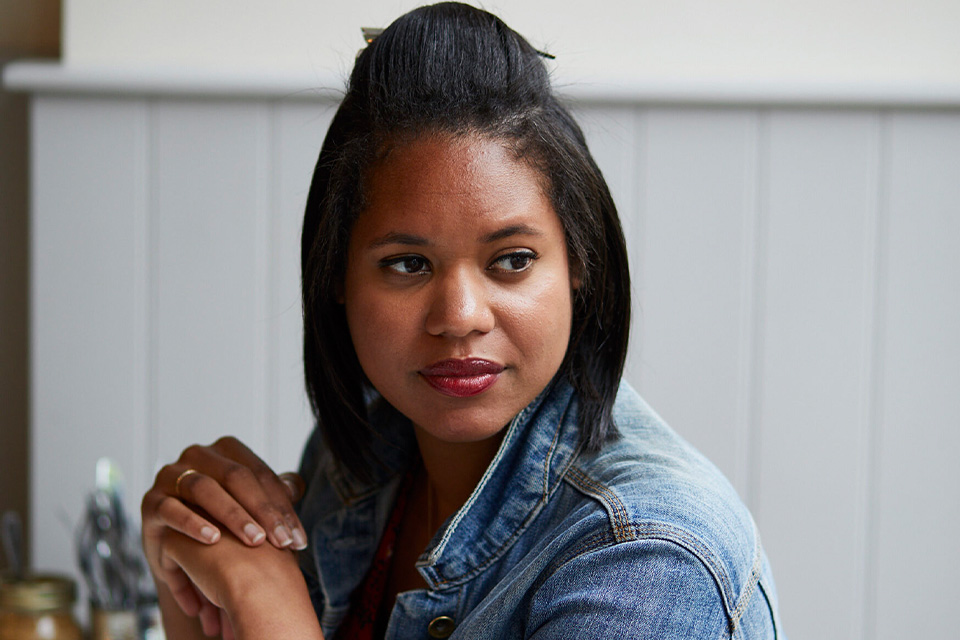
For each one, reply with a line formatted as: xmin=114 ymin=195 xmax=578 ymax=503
xmin=76 ymin=458 xmax=144 ymax=610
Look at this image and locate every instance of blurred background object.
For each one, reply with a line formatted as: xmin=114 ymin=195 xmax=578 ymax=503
xmin=0 ymin=574 xmax=83 ymax=640
xmin=0 ymin=0 xmax=61 ymax=579
xmin=76 ymin=460 xmax=145 ymax=613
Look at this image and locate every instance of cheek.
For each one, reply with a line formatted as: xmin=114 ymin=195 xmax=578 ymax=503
xmin=496 ymin=272 xmax=573 ymax=357
xmin=345 ymin=289 xmax=413 ymax=371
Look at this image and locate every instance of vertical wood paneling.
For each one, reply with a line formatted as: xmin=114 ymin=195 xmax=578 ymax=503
xmin=634 ymin=108 xmax=758 ymax=494
xmin=756 ymin=110 xmax=879 ymax=640
xmin=268 ymin=100 xmax=337 ymax=473
xmin=30 ymin=97 xmax=149 ymax=577
xmin=873 ymin=111 xmax=960 ymax=640
xmin=151 ymin=100 xmax=270 ymax=464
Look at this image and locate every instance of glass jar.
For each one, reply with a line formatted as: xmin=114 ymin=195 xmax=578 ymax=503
xmin=0 ymin=575 xmax=82 ymax=640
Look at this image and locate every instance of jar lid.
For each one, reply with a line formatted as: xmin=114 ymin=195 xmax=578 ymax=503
xmin=0 ymin=575 xmax=77 ymax=613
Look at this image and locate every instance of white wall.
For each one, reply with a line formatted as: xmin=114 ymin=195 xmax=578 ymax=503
xmin=64 ymin=0 xmax=960 ymax=84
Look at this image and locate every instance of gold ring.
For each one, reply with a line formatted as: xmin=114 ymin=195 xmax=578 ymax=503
xmin=175 ymin=469 xmax=199 ymax=497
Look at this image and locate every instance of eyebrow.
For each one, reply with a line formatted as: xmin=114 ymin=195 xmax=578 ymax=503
xmin=368 ymin=224 xmax=544 ymax=249
xmin=369 ymin=232 xmax=429 ymax=248
xmin=480 ymin=224 xmax=544 ymax=243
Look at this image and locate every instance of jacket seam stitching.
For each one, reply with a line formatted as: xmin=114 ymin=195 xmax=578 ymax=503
xmin=564 ymin=466 xmax=634 ymax=543
xmin=631 ymin=523 xmax=735 ymax=607
xmin=541 ymin=407 xmax=566 ymax=501
xmin=728 ymin=532 xmax=763 ymax=631
xmin=427 ymin=405 xmax=530 ymax=582
xmin=553 ymin=501 xmax=743 ymax=621
xmin=634 ymin=523 xmax=734 ymax=616
xmin=551 ymin=528 xmax=743 ymax=630
xmin=430 ymin=405 xmax=575 ymax=588
xmin=431 ymin=496 xmax=547 ymax=588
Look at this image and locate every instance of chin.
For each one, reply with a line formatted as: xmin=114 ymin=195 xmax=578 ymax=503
xmin=413 ymin=409 xmax=514 ymax=444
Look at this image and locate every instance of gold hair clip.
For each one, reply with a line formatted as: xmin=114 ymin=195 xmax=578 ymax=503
xmin=361 ymin=28 xmax=384 ymax=44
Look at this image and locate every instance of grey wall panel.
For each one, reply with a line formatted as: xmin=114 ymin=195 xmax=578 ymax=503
xmin=269 ymin=101 xmax=337 ymax=474
xmin=873 ymin=111 xmax=960 ymax=640
xmin=30 ymin=97 xmax=149 ymax=581
xmin=573 ymin=104 xmax=645 ymax=388
xmin=634 ymin=108 xmax=759 ymax=497
xmin=151 ymin=100 xmax=271 ymax=465
xmin=755 ymin=110 xmax=880 ymax=639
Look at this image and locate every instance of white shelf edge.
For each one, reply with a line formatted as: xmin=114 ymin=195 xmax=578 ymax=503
xmin=2 ymin=60 xmax=347 ymax=100
xmin=5 ymin=60 xmax=960 ymax=107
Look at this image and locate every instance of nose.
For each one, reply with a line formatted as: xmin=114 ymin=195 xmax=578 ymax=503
xmin=424 ymin=266 xmax=495 ymax=337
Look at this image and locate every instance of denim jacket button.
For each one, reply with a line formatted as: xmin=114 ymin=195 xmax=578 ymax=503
xmin=427 ymin=615 xmax=456 ymax=638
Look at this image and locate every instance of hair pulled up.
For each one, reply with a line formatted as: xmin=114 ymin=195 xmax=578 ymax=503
xmin=302 ymin=2 xmax=631 ymax=480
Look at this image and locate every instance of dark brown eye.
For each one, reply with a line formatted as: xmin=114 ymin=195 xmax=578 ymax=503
xmin=382 ymin=255 xmax=430 ymax=275
xmin=491 ymin=251 xmax=537 ymax=273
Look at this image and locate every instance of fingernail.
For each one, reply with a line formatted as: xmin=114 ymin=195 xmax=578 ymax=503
xmin=200 ymin=526 xmax=220 ymax=543
xmin=274 ymin=525 xmax=293 ymax=547
xmin=244 ymin=523 xmax=265 ymax=544
xmin=281 ymin=478 xmax=298 ymax=500
xmin=291 ymin=528 xmax=308 ymax=550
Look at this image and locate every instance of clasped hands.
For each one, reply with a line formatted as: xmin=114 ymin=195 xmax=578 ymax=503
xmin=141 ymin=437 xmax=319 ymax=639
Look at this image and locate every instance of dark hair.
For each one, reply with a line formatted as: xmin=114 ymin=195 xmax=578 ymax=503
xmin=302 ymin=2 xmax=630 ymax=480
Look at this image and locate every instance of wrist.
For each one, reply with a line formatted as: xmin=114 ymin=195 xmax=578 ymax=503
xmin=225 ymin=555 xmax=323 ymax=640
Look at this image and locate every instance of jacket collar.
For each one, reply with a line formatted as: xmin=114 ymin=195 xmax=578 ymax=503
xmin=316 ymin=377 xmax=582 ymax=595
xmin=417 ymin=377 xmax=582 ymax=588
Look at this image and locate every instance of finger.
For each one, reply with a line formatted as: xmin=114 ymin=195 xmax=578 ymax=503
xmin=197 ymin=596 xmax=221 ymax=637
xmin=151 ymin=526 xmax=214 ymax=620
xmin=151 ymin=493 xmax=221 ymax=544
xmin=277 ymin=472 xmax=309 ymax=550
xmin=279 ymin=472 xmax=306 ymax=503
xmin=143 ymin=473 xmax=220 ymax=544
xmin=147 ymin=462 xmax=239 ymax=544
xmin=180 ymin=442 xmax=305 ymax=550
xmin=162 ymin=567 xmax=202 ymax=618
xmin=208 ymin=439 xmax=308 ymax=549
xmin=178 ymin=473 xmax=269 ymax=546
xmin=151 ymin=462 xmax=266 ymax=547
xmin=210 ymin=439 xmax=306 ymax=514
xmin=221 ymin=608 xmax=236 ymax=640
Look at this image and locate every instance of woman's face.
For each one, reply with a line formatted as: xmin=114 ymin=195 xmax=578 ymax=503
xmin=343 ymin=134 xmax=575 ymax=444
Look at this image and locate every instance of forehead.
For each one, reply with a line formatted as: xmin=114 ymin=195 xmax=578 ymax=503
xmin=356 ymin=133 xmax=557 ymax=238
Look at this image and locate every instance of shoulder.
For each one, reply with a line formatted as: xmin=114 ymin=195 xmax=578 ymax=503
xmin=572 ymin=382 xmax=758 ymax=570
xmin=530 ymin=382 xmax=777 ymax=636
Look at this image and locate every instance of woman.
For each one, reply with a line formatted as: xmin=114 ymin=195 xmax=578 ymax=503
xmin=141 ymin=4 xmax=783 ymax=639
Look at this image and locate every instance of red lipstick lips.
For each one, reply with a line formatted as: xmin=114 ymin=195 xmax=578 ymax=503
xmin=419 ymin=358 xmax=504 ymax=397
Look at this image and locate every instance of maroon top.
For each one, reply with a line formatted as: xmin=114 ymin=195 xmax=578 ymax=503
xmin=335 ymin=471 xmax=415 ymax=640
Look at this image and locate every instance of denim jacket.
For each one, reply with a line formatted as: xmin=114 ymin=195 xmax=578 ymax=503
xmin=297 ymin=379 xmax=784 ymax=639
